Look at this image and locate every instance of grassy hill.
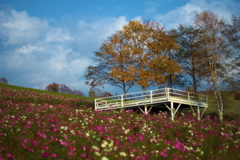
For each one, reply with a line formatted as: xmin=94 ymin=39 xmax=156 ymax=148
xmin=0 ymin=82 xmax=95 ymax=101
xmin=1 ymin=82 xmax=239 ymax=114
xmin=0 ymin=83 xmax=240 ymax=159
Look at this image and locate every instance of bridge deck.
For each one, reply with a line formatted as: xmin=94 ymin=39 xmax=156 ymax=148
xmin=95 ymin=88 xmax=208 ymax=120
xmin=95 ymin=88 xmax=207 ymax=110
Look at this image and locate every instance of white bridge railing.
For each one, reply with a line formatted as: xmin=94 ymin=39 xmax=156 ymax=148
xmin=95 ymin=88 xmax=208 ymax=111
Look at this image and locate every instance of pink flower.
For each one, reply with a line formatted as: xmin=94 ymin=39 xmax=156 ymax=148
xmin=41 ymin=153 xmax=49 ymax=157
xmin=23 ymin=139 xmax=28 ymax=143
xmin=81 ymin=153 xmax=86 ymax=157
xmin=160 ymin=151 xmax=168 ymax=158
xmin=51 ymin=153 xmax=57 ymax=158
xmin=31 ymin=140 xmax=38 ymax=147
xmin=96 ymin=126 xmax=102 ymax=131
xmin=6 ymin=153 xmax=14 ymax=159
xmin=21 ymin=143 xmax=26 ymax=149
xmin=60 ymin=141 xmax=68 ymax=147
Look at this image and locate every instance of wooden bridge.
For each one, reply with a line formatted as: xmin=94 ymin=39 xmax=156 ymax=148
xmin=95 ymin=88 xmax=208 ymax=120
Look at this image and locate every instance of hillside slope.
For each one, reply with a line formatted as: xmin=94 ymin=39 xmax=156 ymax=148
xmin=0 ymin=83 xmax=94 ymax=101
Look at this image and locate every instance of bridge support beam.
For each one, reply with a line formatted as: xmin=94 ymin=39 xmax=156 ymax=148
xmin=139 ymin=105 xmax=153 ymax=114
xmin=197 ymin=105 xmax=200 ymax=120
xmin=171 ymin=101 xmax=174 ymax=121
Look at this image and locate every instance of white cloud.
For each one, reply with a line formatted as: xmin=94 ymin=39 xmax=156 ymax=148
xmin=0 ymin=9 xmax=129 ymax=95
xmin=17 ymin=45 xmax=43 ymax=54
xmin=154 ymin=0 xmax=239 ymax=29
xmin=0 ymin=9 xmax=49 ymax=45
xmin=46 ymin=28 xmax=73 ymax=42
xmin=132 ymin=16 xmax=142 ymax=21
xmin=76 ymin=16 xmax=128 ymax=45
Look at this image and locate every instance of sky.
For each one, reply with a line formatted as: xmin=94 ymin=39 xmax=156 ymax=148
xmin=0 ymin=0 xmax=239 ymax=96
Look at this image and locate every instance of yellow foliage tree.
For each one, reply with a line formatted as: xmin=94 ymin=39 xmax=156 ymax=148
xmin=85 ymin=20 xmax=182 ymax=93
xmin=85 ymin=31 xmax=135 ymax=94
xmin=45 ymin=83 xmax=60 ymax=92
xmin=122 ymin=20 xmax=182 ymax=90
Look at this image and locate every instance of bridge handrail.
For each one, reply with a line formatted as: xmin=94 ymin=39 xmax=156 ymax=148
xmin=95 ymin=88 xmax=208 ymax=110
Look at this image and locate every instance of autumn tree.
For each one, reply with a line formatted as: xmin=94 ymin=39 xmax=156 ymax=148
xmin=102 ymin=91 xmax=113 ymax=97
xmin=122 ymin=20 xmax=182 ymax=91
xmin=93 ymin=88 xmax=104 ymax=97
xmin=121 ymin=20 xmax=153 ymax=91
xmin=59 ymin=84 xmax=72 ymax=93
xmin=85 ymin=20 xmax=182 ymax=94
xmin=149 ymin=28 xmax=182 ymax=88
xmin=85 ymin=31 xmax=135 ymax=94
xmin=59 ymin=84 xmax=85 ymax=96
xmin=71 ymin=89 xmax=85 ymax=96
xmin=0 ymin=77 xmax=8 ymax=84
xmin=175 ymin=24 xmax=208 ymax=93
xmin=194 ymin=11 xmax=229 ymax=121
xmin=45 ymin=83 xmax=60 ymax=92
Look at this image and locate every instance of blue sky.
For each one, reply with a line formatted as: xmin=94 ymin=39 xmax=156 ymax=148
xmin=0 ymin=0 xmax=239 ymax=96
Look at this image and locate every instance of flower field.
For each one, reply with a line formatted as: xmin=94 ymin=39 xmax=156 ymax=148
xmin=0 ymin=87 xmax=240 ymax=160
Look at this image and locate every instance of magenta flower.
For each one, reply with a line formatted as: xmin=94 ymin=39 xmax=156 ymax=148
xmin=160 ymin=151 xmax=168 ymax=158
xmin=96 ymin=126 xmax=102 ymax=131
xmin=23 ymin=139 xmax=28 ymax=143
xmin=21 ymin=142 xmax=26 ymax=149
xmin=6 ymin=153 xmax=14 ymax=159
xmin=81 ymin=153 xmax=86 ymax=158
xmin=174 ymin=138 xmax=186 ymax=151
xmin=51 ymin=153 xmax=57 ymax=158
xmin=60 ymin=141 xmax=68 ymax=147
xmin=31 ymin=140 xmax=38 ymax=147
xmin=41 ymin=152 xmax=49 ymax=157
xmin=27 ymin=148 xmax=33 ymax=152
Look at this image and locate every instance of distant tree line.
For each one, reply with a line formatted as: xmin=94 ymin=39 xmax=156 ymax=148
xmin=85 ymin=11 xmax=240 ymax=121
xmin=45 ymin=83 xmax=85 ymax=97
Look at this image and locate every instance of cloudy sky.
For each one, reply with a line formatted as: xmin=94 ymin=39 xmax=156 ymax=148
xmin=0 ymin=0 xmax=239 ymax=96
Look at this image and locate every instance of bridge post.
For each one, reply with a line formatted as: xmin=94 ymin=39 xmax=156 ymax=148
xmin=144 ymin=106 xmax=147 ymax=114
xmin=167 ymin=88 xmax=169 ymax=100
xmin=171 ymin=101 xmax=174 ymax=121
xmin=121 ymin=95 xmax=123 ymax=108
xmin=94 ymin=99 xmax=96 ymax=111
xmin=197 ymin=105 xmax=200 ymax=120
xmin=188 ymin=92 xmax=190 ymax=101
xmin=150 ymin=91 xmax=152 ymax=103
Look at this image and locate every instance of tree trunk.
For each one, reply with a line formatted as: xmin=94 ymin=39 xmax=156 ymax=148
xmin=209 ymin=59 xmax=223 ymax=121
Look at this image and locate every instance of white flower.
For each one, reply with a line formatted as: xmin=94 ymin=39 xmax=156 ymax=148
xmin=101 ymin=156 xmax=109 ymax=160
xmin=92 ymin=145 xmax=99 ymax=150
xmin=95 ymin=152 xmax=101 ymax=156
xmin=124 ymin=129 xmax=130 ymax=134
xmin=120 ymin=152 xmax=127 ymax=156
xmin=101 ymin=140 xmax=108 ymax=148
